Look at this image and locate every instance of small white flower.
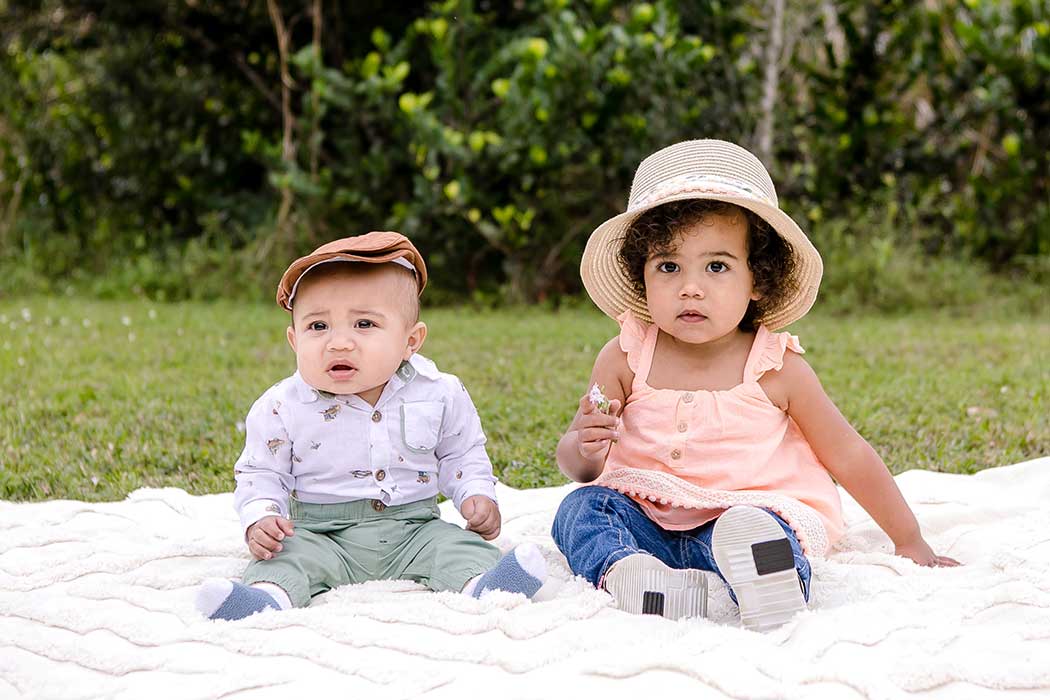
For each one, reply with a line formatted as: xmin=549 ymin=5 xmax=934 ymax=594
xmin=121 ymin=316 xmax=132 ymax=326
xmin=17 ymin=357 xmax=25 ymax=367
xmin=236 ymin=420 xmax=246 ymax=433
xmin=148 ymin=309 xmax=157 ymax=320
xmin=589 ymin=383 xmax=611 ymax=414
xmin=20 ymin=308 xmax=31 ymax=321
xmin=91 ymin=476 xmax=100 ymax=486
xmin=82 ymin=318 xmax=92 ymax=327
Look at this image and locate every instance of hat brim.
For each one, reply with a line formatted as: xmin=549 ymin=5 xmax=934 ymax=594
xmin=580 ymin=191 xmax=822 ymax=331
xmin=277 ymin=232 xmax=427 ymax=311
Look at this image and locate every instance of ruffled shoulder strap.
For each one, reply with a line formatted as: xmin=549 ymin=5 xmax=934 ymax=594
xmin=616 ymin=310 xmax=650 ymax=374
xmin=744 ymin=325 xmax=805 ymax=382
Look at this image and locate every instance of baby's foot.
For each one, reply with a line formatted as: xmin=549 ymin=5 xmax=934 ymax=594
xmin=711 ymin=506 xmax=807 ymax=631
xmin=196 ymin=579 xmax=280 ymax=621
xmin=470 ymin=543 xmax=547 ymax=599
xmin=602 ymin=553 xmax=708 ymax=619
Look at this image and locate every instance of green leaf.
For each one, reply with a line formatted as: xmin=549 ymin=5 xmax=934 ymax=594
xmin=491 ymin=78 xmax=510 ymax=98
xmin=371 ymin=28 xmax=391 ymax=51
xmin=529 ymin=145 xmax=548 ymax=165
xmin=525 ymin=38 xmax=549 ymax=60
xmin=361 ymin=52 xmax=381 ymax=79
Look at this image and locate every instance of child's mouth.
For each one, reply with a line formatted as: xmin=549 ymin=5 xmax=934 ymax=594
xmin=326 ymin=363 xmax=356 ymax=379
xmin=678 ymin=312 xmax=707 ymax=323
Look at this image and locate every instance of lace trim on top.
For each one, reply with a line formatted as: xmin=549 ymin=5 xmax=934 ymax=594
xmin=596 ymin=468 xmax=830 ymax=556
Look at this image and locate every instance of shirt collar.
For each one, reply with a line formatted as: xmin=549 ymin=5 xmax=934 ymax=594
xmin=403 ymin=353 xmax=441 ymax=381
xmin=291 ymin=372 xmax=322 ymax=403
xmin=290 ymin=354 xmax=440 ymax=405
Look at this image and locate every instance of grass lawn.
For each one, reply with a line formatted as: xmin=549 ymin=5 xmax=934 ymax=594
xmin=1 ymin=297 xmax=1047 ymax=502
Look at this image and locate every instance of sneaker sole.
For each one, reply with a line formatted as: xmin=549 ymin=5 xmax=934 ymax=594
xmin=603 ymin=553 xmax=708 ymax=619
xmin=712 ymin=506 xmax=806 ymax=631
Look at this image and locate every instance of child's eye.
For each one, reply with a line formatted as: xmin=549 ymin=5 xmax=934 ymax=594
xmin=656 ymin=261 xmax=679 ymax=273
xmin=707 ymin=261 xmax=729 ymax=273
xmin=355 ymin=319 xmax=375 ymax=329
xmin=308 ymin=321 xmax=328 ymax=331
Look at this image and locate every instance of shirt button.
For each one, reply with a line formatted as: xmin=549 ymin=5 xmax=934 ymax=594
xmin=670 ymin=449 xmax=682 ymax=460
xmin=677 ymin=422 xmax=687 ymax=432
xmin=682 ymin=393 xmax=694 ymax=404
xmin=371 ymin=410 xmax=382 ymax=422
xmin=375 ymin=469 xmax=386 ymax=481
xmin=371 ymin=499 xmax=386 ymax=512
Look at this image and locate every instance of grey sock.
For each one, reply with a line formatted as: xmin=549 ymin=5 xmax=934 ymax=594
xmin=471 ymin=544 xmax=547 ymax=599
xmin=197 ymin=580 xmax=280 ymax=621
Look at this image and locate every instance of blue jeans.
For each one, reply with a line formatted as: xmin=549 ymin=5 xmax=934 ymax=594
xmin=551 ymin=486 xmax=811 ymax=602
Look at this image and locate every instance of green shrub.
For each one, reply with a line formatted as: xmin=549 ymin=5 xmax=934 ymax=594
xmin=1 ymin=0 xmax=1047 ymax=303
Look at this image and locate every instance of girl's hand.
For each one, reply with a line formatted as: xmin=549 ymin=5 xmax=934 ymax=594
xmin=895 ymin=536 xmax=961 ymax=567
xmin=574 ymin=393 xmax=622 ymax=460
xmin=247 ymin=515 xmax=295 ymax=560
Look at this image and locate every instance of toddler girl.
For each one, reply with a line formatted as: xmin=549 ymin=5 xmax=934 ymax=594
xmin=552 ymin=140 xmax=959 ymax=631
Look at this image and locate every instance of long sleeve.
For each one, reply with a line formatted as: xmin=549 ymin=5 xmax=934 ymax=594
xmin=232 ymin=391 xmax=295 ymax=534
xmin=435 ymin=379 xmax=498 ymax=509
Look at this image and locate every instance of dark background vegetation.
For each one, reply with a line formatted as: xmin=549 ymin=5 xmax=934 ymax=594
xmin=1 ymin=0 xmax=1048 ymax=308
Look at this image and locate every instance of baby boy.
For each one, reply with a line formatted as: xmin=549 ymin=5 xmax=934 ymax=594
xmin=196 ymin=231 xmax=546 ymax=620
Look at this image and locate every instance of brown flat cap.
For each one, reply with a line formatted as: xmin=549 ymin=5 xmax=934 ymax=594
xmin=276 ymin=231 xmax=427 ymax=311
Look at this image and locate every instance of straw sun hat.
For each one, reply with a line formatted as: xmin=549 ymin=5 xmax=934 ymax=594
xmin=580 ymin=139 xmax=822 ymax=330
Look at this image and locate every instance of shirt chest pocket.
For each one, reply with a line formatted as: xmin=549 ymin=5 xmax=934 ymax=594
xmin=401 ymin=401 xmax=445 ymax=453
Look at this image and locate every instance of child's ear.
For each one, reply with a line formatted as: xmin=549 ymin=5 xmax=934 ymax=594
xmin=286 ymin=324 xmax=297 ymax=352
xmin=750 ymin=280 xmax=763 ymax=302
xmin=404 ymin=321 xmax=427 ymax=359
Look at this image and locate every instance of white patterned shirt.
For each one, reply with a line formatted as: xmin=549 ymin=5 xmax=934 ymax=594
xmin=232 ymin=353 xmax=498 ymax=533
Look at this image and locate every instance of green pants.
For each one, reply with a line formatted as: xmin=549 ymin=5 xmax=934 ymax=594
xmin=242 ymin=496 xmax=500 ymax=607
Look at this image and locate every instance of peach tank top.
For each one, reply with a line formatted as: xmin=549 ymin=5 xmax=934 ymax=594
xmin=595 ymin=311 xmax=844 ymax=555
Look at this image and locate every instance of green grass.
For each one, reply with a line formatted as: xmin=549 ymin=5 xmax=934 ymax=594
xmin=1 ymin=297 xmax=1047 ymax=502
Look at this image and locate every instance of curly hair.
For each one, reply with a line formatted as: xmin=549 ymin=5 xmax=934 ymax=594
xmin=616 ymin=199 xmax=798 ymax=331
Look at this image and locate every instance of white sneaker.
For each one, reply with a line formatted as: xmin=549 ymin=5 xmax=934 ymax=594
xmin=603 ymin=553 xmax=708 ymax=619
xmin=712 ymin=506 xmax=806 ymax=631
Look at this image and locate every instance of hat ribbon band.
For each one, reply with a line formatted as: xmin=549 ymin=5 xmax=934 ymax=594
xmin=630 ymin=173 xmax=774 ymax=211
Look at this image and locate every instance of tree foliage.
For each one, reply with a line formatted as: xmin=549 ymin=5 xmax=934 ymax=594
xmin=1 ymin=0 xmax=1047 ymax=301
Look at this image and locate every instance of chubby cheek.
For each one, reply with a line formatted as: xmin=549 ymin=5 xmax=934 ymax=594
xmin=643 ymin=283 xmax=673 ymax=314
xmin=293 ymin=337 xmax=325 ymax=372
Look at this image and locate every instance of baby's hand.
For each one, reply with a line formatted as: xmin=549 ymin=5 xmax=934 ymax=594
xmin=460 ymin=495 xmax=501 ymax=540
xmin=575 ymin=391 xmax=622 ymax=460
xmin=246 ymin=515 xmax=295 ymax=560
xmin=895 ymin=536 xmax=961 ymax=567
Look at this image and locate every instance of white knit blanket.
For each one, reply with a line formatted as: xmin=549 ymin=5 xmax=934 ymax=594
xmin=2 ymin=457 xmax=1048 ymax=700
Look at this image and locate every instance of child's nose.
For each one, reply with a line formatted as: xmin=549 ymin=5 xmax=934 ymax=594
xmin=327 ymin=330 xmax=356 ymax=350
xmin=678 ymin=279 xmax=706 ymax=299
